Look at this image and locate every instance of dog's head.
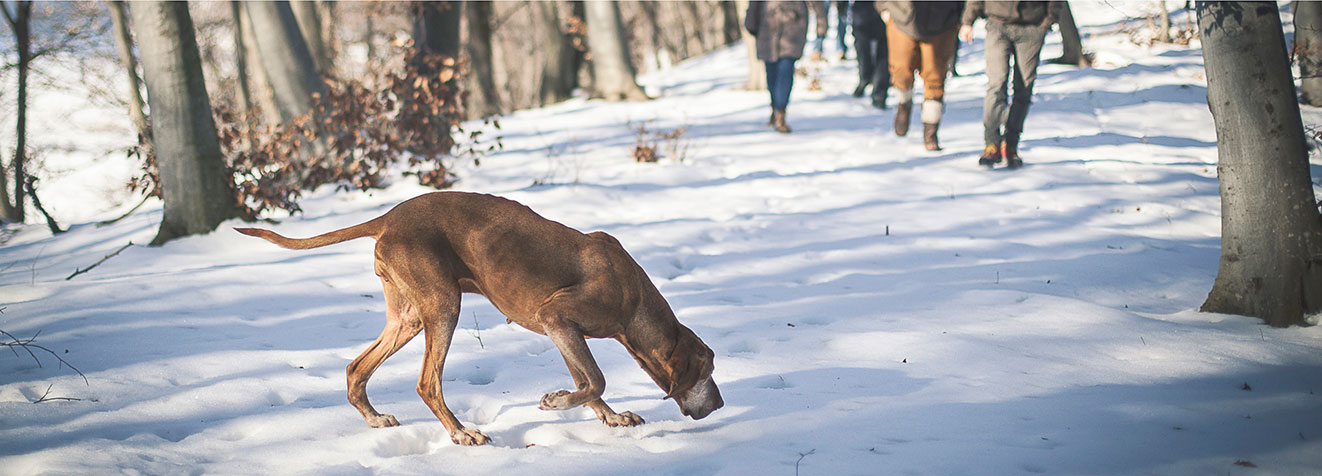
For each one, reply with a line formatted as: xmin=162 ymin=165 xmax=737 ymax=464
xmin=662 ymin=326 xmax=724 ymax=420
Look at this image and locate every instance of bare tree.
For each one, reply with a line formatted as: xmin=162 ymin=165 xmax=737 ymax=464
xmin=1 ymin=0 xmax=32 ymax=223
xmin=1197 ymin=1 xmax=1322 ymax=327
xmin=736 ymin=0 xmax=765 ymax=90
xmin=1155 ymin=1 xmax=1172 ymax=43
xmin=243 ymin=1 xmax=326 ymax=124
xmin=463 ymin=0 xmax=501 ymax=117
xmin=533 ymin=0 xmax=576 ymax=106
xmin=1294 ymin=0 xmax=1322 ymax=105
xmin=584 ymin=1 xmax=648 ymax=101
xmin=108 ymin=1 xmax=152 ymax=158
xmin=129 ymin=0 xmax=238 ymax=245
xmin=290 ymin=0 xmax=331 ymax=75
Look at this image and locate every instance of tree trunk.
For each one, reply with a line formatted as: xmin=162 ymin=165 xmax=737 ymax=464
xmin=1294 ymin=0 xmax=1322 ymax=106
xmin=414 ymin=1 xmax=461 ymax=58
xmin=1155 ymin=1 xmax=1172 ymax=43
xmin=229 ymin=1 xmax=253 ymax=116
xmin=243 ymin=1 xmax=327 ymax=124
xmin=1197 ymin=1 xmax=1322 ymax=327
xmin=238 ymin=3 xmax=282 ymax=126
xmin=534 ymin=0 xmax=575 ymax=106
xmin=290 ymin=0 xmax=331 ymax=76
xmin=721 ymin=0 xmax=741 ymax=45
xmin=129 ymin=1 xmax=238 ymax=245
xmin=1 ymin=0 xmax=32 ymax=222
xmin=1050 ymin=1 xmax=1091 ymax=67
xmin=463 ymin=0 xmax=502 ymax=117
xmin=736 ymin=0 xmax=765 ymax=90
xmin=109 ymin=1 xmax=153 ymax=159
xmin=585 ymin=0 xmax=648 ymax=101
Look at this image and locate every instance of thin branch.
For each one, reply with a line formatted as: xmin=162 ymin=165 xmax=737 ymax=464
xmin=33 ymin=383 xmax=82 ymax=403
xmin=97 ymin=194 xmax=150 ymax=227
xmin=66 ymin=241 xmax=133 ymax=280
xmin=1 ymin=328 xmax=89 ymax=385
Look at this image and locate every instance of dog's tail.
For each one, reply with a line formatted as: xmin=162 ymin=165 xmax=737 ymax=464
xmin=235 ymin=218 xmax=384 ymax=250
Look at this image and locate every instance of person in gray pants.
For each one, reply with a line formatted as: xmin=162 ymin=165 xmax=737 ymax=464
xmin=960 ymin=0 xmax=1060 ymax=169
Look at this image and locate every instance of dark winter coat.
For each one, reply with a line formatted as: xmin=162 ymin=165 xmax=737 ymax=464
xmin=745 ymin=1 xmax=829 ymax=61
xmin=881 ymin=0 xmax=964 ymax=41
xmin=961 ymin=0 xmax=1061 ymax=28
xmin=851 ymin=0 xmax=885 ymax=37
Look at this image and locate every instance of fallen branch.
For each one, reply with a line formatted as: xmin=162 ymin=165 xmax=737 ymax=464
xmin=66 ymin=242 xmax=133 ymax=281
xmin=32 ymin=383 xmax=83 ymax=403
xmin=97 ymin=193 xmax=151 ymax=227
xmin=1 ymin=328 xmax=88 ymax=385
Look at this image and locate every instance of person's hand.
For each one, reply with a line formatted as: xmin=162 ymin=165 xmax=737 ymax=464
xmin=959 ymin=24 xmax=974 ymax=43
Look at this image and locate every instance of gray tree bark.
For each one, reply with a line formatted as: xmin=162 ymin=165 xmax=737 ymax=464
xmin=584 ymin=0 xmax=648 ymax=101
xmin=129 ymin=1 xmax=237 ymax=245
xmin=238 ymin=3 xmax=282 ymax=126
xmin=1197 ymin=1 xmax=1322 ymax=327
xmin=1294 ymin=0 xmax=1322 ymax=105
xmin=463 ymin=0 xmax=502 ymax=117
xmin=736 ymin=0 xmax=765 ymax=90
xmin=534 ymin=0 xmax=576 ymax=106
xmin=1155 ymin=1 xmax=1172 ymax=43
xmin=1 ymin=0 xmax=32 ymax=222
xmin=243 ymin=1 xmax=326 ymax=124
xmin=109 ymin=1 xmax=153 ymax=157
xmin=290 ymin=0 xmax=331 ymax=75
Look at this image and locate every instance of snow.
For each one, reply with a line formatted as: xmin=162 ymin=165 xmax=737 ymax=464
xmin=3 ymin=2 xmax=1322 ymax=475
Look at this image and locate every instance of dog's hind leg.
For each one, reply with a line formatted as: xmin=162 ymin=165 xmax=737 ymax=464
xmin=346 ymin=276 xmax=422 ymax=428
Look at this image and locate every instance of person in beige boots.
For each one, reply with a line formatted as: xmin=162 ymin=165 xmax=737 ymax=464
xmin=881 ymin=0 xmax=963 ymax=150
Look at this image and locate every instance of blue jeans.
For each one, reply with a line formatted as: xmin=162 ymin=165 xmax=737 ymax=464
xmin=765 ymin=58 xmax=796 ymax=111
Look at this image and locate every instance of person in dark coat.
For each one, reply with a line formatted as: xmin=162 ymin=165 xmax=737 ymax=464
xmin=961 ymin=0 xmax=1060 ymax=168
xmin=850 ymin=0 xmax=888 ymax=109
xmin=746 ymin=1 xmax=829 ymax=133
xmin=882 ymin=0 xmax=963 ymax=151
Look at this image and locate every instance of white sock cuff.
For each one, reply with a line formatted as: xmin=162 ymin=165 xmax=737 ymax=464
xmin=921 ymin=100 xmax=944 ymax=124
xmin=897 ymin=88 xmax=914 ymax=104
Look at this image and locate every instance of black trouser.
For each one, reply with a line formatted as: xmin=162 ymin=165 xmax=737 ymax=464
xmin=852 ymin=11 xmax=888 ymax=101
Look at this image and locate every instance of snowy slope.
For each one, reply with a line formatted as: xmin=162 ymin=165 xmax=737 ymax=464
xmin=3 ymin=2 xmax=1321 ymax=475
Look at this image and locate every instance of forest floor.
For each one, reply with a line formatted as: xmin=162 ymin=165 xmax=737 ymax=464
xmin=2 ymin=2 xmax=1322 ymax=475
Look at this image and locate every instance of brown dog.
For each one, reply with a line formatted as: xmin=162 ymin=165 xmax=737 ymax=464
xmin=237 ymin=191 xmax=722 ymax=445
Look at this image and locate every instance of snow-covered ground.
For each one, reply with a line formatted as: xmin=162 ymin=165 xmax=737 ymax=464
xmin=3 ymin=3 xmax=1322 ymax=475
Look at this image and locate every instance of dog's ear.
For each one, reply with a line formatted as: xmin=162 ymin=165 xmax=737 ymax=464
xmin=664 ymin=325 xmax=714 ymax=398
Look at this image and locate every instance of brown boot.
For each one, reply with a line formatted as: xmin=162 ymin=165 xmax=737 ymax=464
xmin=894 ymin=102 xmax=912 ymax=137
xmin=922 ymin=123 xmax=941 ymax=151
xmin=768 ymin=109 xmax=775 ymax=127
xmin=772 ymin=109 xmax=791 ymax=133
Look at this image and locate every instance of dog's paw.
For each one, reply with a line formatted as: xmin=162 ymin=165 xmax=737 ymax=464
xmin=450 ymin=427 xmax=491 ymax=446
xmin=601 ymin=410 xmax=645 ymax=427
xmin=538 ymin=390 xmax=574 ymax=411
xmin=366 ymin=414 xmax=401 ymax=428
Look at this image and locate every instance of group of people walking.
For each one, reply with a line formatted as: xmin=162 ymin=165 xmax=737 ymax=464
xmin=745 ymin=0 xmax=1062 ymax=169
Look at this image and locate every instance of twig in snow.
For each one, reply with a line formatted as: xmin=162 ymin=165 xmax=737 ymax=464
xmin=32 ymin=383 xmax=82 ymax=403
xmin=795 ymin=449 xmax=816 ymax=476
xmin=469 ymin=312 xmax=484 ymax=349
xmin=1 ymin=328 xmax=88 ymax=385
xmin=66 ymin=242 xmax=133 ymax=280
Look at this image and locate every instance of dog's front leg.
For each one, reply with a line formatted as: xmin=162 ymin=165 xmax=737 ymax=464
xmin=538 ymin=320 xmax=644 ymax=427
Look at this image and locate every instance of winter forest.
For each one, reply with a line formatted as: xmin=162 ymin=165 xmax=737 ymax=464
xmin=1 ymin=0 xmax=1321 ymax=475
